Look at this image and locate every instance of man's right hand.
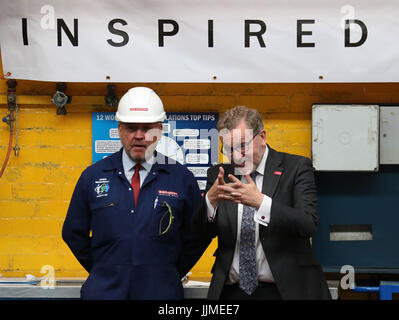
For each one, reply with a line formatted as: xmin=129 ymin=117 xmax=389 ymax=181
xmin=207 ymin=166 xmax=226 ymax=209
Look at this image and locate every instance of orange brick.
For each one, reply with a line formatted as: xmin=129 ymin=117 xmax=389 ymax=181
xmin=11 ymin=183 xmax=63 ymax=201
xmin=0 ymin=183 xmax=13 ymax=200
xmin=0 ymin=236 xmax=57 ymax=254
xmin=32 ymin=201 xmax=69 ymax=219
xmin=0 ymin=217 xmax=63 ymax=237
xmin=11 ymin=253 xmax=62 ymax=274
xmin=0 ymin=201 xmax=37 ymax=218
xmin=60 ymin=148 xmax=92 ymax=167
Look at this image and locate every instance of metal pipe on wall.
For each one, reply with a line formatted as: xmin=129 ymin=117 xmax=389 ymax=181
xmin=0 ymin=79 xmax=18 ymax=179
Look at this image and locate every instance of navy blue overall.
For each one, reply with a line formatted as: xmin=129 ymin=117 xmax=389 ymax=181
xmin=62 ymin=149 xmax=209 ymax=299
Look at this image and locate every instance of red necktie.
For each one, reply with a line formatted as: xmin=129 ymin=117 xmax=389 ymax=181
xmin=131 ymin=163 xmax=142 ymax=206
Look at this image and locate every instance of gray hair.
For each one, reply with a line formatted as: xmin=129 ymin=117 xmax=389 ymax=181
xmin=217 ymin=106 xmax=264 ymax=133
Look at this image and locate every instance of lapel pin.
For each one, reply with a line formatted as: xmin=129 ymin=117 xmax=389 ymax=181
xmin=273 ymin=171 xmax=282 ymax=176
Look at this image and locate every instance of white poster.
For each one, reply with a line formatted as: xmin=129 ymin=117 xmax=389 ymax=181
xmin=0 ymin=0 xmax=397 ymax=82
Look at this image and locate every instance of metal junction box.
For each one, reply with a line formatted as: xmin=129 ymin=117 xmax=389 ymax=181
xmin=312 ymin=104 xmax=399 ymax=274
xmin=380 ymin=106 xmax=399 ymax=164
xmin=312 ymin=105 xmax=379 ymax=171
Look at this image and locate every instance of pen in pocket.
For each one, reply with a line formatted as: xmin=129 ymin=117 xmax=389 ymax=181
xmin=154 ymin=196 xmax=159 ymax=210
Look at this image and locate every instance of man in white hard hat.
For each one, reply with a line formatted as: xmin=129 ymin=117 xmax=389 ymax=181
xmin=63 ymin=87 xmax=209 ymax=299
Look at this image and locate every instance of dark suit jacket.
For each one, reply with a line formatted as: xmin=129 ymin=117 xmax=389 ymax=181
xmin=192 ymin=146 xmax=331 ymax=300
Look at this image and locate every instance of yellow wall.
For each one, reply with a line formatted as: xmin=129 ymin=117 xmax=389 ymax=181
xmin=2 ymin=53 xmax=399 ymax=280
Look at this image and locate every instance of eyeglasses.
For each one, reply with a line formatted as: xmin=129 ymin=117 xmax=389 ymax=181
xmin=221 ymin=130 xmax=262 ymax=156
xmin=157 ymin=201 xmax=175 ymax=236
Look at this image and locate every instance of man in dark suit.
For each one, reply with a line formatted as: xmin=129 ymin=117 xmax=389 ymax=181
xmin=192 ymin=106 xmax=331 ymax=300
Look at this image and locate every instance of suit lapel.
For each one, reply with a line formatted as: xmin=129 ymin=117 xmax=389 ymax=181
xmin=259 ymin=146 xmax=283 ymax=240
xmin=261 ymin=146 xmax=283 ymax=198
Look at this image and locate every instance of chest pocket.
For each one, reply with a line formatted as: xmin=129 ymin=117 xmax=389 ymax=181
xmin=89 ymin=175 xmax=124 ymax=214
xmin=152 ymin=195 xmax=182 ymax=241
xmin=90 ymin=200 xmax=119 ymax=212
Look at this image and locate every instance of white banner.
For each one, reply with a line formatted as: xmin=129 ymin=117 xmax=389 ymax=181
xmin=0 ymin=0 xmax=397 ymax=82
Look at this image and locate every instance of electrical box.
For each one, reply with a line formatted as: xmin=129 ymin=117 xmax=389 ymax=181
xmin=313 ymin=167 xmax=399 ymax=273
xmin=312 ymin=105 xmax=379 ymax=171
xmin=380 ymin=106 xmax=399 ymax=164
xmin=312 ymin=105 xmax=399 ymax=273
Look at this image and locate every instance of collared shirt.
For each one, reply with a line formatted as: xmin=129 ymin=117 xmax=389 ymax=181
xmin=122 ymin=148 xmax=155 ymax=186
xmin=206 ymin=145 xmax=275 ymax=283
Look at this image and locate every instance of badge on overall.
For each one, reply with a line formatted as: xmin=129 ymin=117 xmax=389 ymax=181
xmin=94 ymin=179 xmax=110 ymax=198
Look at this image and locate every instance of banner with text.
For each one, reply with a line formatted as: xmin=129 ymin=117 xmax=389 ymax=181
xmin=0 ymin=0 xmax=397 ymax=82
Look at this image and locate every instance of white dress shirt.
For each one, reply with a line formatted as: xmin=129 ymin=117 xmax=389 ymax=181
xmin=122 ymin=148 xmax=155 ymax=185
xmin=206 ymin=146 xmax=275 ymax=283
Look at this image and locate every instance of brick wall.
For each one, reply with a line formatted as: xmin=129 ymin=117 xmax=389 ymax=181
xmin=2 ymin=61 xmax=399 ymax=279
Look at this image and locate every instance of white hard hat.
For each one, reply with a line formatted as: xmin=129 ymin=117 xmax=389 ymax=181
xmin=115 ymin=87 xmax=166 ymax=123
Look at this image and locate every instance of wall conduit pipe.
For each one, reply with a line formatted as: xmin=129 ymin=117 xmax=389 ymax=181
xmin=0 ymin=123 xmax=13 ymax=179
xmin=0 ymin=79 xmax=17 ymax=179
